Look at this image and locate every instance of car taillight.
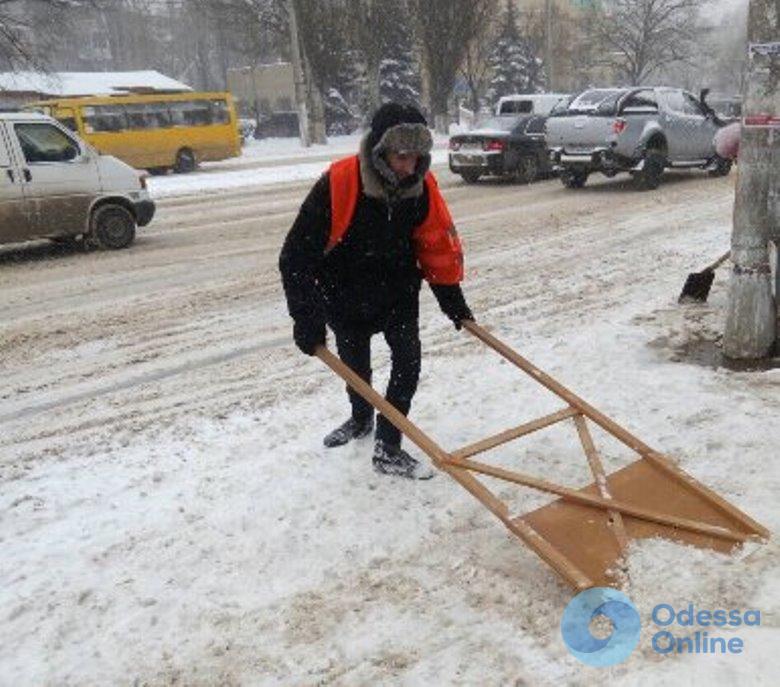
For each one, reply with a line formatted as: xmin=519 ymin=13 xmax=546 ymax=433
xmin=612 ymin=118 xmax=628 ymax=134
xmin=483 ymin=139 xmax=505 ymax=151
xmin=449 ymin=139 xmax=461 ymax=150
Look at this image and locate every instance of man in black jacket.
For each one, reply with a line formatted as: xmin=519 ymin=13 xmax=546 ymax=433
xmin=279 ymin=103 xmax=473 ymax=479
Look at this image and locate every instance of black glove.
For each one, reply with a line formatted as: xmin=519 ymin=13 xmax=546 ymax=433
xmin=431 ymin=284 xmax=474 ymax=330
xmin=293 ymin=318 xmax=326 ymax=355
xmin=450 ymin=305 xmax=474 ymax=330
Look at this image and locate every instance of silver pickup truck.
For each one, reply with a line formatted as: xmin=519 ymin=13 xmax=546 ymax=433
xmin=545 ymin=87 xmax=732 ymax=190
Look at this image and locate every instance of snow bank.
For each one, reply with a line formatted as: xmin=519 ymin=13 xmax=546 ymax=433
xmin=147 ymin=133 xmax=451 ymax=198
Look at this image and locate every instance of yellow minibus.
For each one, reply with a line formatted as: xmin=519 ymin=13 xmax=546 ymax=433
xmin=28 ymin=91 xmax=241 ymax=174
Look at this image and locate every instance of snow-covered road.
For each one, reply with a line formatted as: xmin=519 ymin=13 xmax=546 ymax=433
xmin=1 ymin=159 xmax=778 ymax=685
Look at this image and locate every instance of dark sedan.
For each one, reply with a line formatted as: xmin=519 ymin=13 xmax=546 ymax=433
xmin=448 ymin=114 xmax=551 ymax=184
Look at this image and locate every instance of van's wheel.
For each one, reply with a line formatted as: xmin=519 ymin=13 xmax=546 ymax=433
xmin=460 ymin=170 xmax=482 ymax=184
xmin=560 ymin=168 xmax=588 ymax=189
xmin=173 ymin=148 xmax=196 ymax=174
xmin=708 ymin=156 xmax=732 ymax=177
xmin=634 ymin=149 xmax=665 ymax=190
xmin=513 ymin=155 xmax=539 ymax=184
xmin=86 ymin=204 xmax=136 ymax=250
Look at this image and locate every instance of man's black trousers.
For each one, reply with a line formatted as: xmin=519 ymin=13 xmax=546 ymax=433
xmin=331 ymin=311 xmax=421 ymax=447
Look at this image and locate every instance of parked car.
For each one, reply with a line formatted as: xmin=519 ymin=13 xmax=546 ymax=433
xmin=495 ymin=93 xmax=570 ymax=117
xmin=448 ymin=113 xmax=554 ymax=184
xmin=545 ymin=87 xmax=732 ymax=190
xmin=254 ymin=111 xmax=300 ymax=139
xmin=0 ymin=112 xmax=154 ymax=249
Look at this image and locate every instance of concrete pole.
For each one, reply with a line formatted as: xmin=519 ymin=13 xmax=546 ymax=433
xmin=723 ymin=0 xmax=779 ymax=359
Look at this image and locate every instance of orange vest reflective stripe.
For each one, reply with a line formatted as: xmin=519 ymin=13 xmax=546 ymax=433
xmin=326 ymin=155 xmax=464 ymax=285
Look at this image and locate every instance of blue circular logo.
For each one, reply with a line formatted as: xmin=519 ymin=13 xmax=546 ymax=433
xmin=561 ymin=587 xmax=641 ymax=666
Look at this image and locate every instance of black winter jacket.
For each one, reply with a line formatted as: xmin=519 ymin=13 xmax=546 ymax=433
xmin=279 ymin=170 xmax=470 ymax=329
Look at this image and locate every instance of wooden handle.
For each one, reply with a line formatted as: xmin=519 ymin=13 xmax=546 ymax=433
xmin=315 ymin=346 xmax=449 ymax=467
xmin=706 ymin=250 xmax=731 ymax=272
xmin=462 ymin=320 xmax=657 ymax=455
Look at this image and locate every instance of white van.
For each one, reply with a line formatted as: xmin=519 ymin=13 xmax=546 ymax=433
xmin=0 ymin=112 xmax=154 ymax=249
xmin=495 ymin=93 xmax=570 ymax=117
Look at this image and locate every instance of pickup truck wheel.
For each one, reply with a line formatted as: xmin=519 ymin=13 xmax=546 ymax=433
xmin=460 ymin=171 xmax=482 ymax=184
xmin=634 ymin=149 xmax=665 ymax=190
xmin=561 ymin=168 xmax=588 ymax=189
xmin=513 ymin=155 xmax=539 ymax=184
xmin=708 ymin=156 xmax=732 ymax=177
xmin=87 ymin=204 xmax=136 ymax=250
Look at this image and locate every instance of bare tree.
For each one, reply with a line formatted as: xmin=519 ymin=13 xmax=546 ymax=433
xmin=589 ymin=0 xmax=705 ymax=86
xmin=411 ymin=0 xmax=498 ymax=132
xmin=459 ymin=9 xmax=498 ymax=113
xmin=226 ymin=0 xmax=289 ymax=62
xmin=0 ymin=0 xmax=92 ymax=71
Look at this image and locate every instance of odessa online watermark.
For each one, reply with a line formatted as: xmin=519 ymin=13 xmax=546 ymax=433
xmin=650 ymin=603 xmax=760 ymax=655
xmin=560 ymin=588 xmax=641 ymax=667
xmin=561 ymin=588 xmax=761 ymax=666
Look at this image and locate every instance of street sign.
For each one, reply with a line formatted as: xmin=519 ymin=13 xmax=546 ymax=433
xmin=749 ymin=42 xmax=780 ymax=57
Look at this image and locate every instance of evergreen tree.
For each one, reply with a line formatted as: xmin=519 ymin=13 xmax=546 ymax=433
xmin=378 ymin=1 xmax=421 ymax=107
xmin=486 ymin=0 xmax=545 ymax=103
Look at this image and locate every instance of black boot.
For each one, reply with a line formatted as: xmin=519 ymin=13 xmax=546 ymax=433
xmin=323 ymin=416 xmax=374 ymax=448
xmin=372 ymin=441 xmax=434 ymax=480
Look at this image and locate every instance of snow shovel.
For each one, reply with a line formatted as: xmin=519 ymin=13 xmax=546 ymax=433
xmin=678 ymin=250 xmax=731 ymax=303
xmin=315 ymin=321 xmax=768 ymax=590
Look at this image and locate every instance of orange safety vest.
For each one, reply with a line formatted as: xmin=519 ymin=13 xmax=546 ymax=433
xmin=325 ymin=155 xmax=464 ymax=285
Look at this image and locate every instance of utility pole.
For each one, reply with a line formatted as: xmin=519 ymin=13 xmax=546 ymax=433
xmin=286 ymin=0 xmax=311 ymax=147
xmin=723 ymin=0 xmax=780 ymax=359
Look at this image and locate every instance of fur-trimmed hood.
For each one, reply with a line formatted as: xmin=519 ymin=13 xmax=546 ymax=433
xmin=358 ymin=132 xmax=431 ymax=201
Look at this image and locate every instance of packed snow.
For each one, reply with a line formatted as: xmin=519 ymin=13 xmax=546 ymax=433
xmin=146 ymin=133 xmax=451 ymax=198
xmin=0 ymin=136 xmax=777 ymax=686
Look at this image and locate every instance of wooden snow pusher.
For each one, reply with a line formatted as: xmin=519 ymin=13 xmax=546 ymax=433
xmin=315 ymin=321 xmax=769 ymax=590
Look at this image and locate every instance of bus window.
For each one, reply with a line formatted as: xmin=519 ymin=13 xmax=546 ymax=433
xmin=125 ymin=102 xmax=171 ymax=129
xmin=210 ymin=99 xmax=230 ymax=124
xmin=147 ymin=102 xmax=172 ymax=128
xmin=169 ymin=100 xmax=212 ymax=126
xmin=83 ymin=105 xmax=127 ymax=133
